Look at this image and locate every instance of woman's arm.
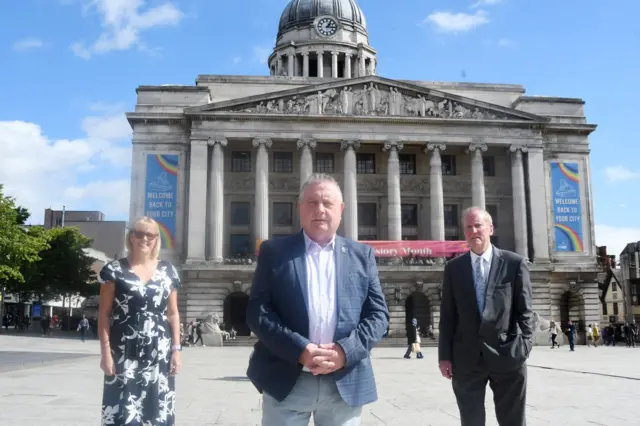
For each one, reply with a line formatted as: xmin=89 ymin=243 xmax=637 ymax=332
xmin=167 ymin=290 xmax=180 ymax=346
xmin=98 ymin=282 xmax=115 ymax=357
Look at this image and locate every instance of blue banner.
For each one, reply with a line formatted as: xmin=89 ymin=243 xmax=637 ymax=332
xmin=550 ymin=162 xmax=584 ymax=252
xmin=144 ymin=154 xmax=178 ymax=249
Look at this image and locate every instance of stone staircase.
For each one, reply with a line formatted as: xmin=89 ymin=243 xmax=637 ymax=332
xmin=220 ymin=336 xmax=438 ymax=348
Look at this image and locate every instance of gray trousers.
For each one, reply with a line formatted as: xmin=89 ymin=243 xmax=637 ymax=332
xmin=262 ymin=372 xmax=362 ymax=426
xmin=452 ymin=360 xmax=527 ymax=426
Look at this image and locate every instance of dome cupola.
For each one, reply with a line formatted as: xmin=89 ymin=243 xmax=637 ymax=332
xmin=269 ymin=0 xmax=376 ymax=79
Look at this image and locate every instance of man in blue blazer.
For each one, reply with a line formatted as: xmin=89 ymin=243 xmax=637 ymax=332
xmin=247 ymin=173 xmax=390 ymax=426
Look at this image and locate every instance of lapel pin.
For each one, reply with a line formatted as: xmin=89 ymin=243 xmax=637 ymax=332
xmin=341 ymin=246 xmax=347 ymax=254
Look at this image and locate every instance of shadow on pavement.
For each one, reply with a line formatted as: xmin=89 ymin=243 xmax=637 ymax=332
xmin=0 ymin=329 xmax=97 ymax=342
xmin=203 ymin=376 xmax=251 ymax=382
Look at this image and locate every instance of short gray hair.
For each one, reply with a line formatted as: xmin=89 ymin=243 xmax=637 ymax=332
xmin=299 ymin=173 xmax=343 ymax=201
xmin=462 ymin=206 xmax=493 ymax=225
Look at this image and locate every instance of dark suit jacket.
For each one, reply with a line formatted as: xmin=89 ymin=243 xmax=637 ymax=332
xmin=246 ymin=231 xmax=389 ymax=407
xmin=438 ymin=246 xmax=534 ymax=374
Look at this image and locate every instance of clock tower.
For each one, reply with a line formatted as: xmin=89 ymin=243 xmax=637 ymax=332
xmin=269 ymin=0 xmax=377 ymax=79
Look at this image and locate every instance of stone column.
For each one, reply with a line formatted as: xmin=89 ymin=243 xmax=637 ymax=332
xmin=384 ymin=141 xmax=403 ymax=241
xmin=341 ymin=140 xmax=360 ymax=240
xmin=302 ymin=52 xmax=309 ymax=77
xmin=468 ymin=143 xmax=487 ymax=210
xmin=344 ymin=54 xmax=352 ymax=78
xmin=277 ymin=56 xmax=283 ymax=75
xmin=287 ymin=53 xmax=295 ymax=77
xmin=253 ymin=138 xmax=272 ymax=244
xmin=331 ymin=52 xmax=339 ymax=78
xmin=208 ymin=138 xmax=227 ymax=263
xmin=297 ymin=138 xmax=316 ymax=190
xmin=526 ymin=146 xmax=550 ymax=261
xmin=317 ymin=51 xmax=324 ymax=78
xmin=359 ymin=55 xmax=366 ymax=77
xmin=510 ymin=145 xmax=528 ymax=258
xmin=426 ymin=144 xmax=446 ymax=241
xmin=187 ymin=139 xmax=209 ymax=262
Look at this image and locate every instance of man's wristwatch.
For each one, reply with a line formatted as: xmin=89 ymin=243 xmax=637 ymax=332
xmin=171 ymin=345 xmax=182 ymax=352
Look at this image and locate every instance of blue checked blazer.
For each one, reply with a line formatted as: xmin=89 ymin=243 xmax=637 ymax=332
xmin=246 ymin=231 xmax=389 ymax=407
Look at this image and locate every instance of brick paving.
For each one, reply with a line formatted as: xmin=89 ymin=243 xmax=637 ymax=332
xmin=0 ymin=334 xmax=638 ymax=425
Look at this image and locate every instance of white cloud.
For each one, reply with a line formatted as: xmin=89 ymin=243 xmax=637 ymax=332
xmin=64 ymin=180 xmax=130 ymax=217
xmin=13 ymin=37 xmax=45 ymax=51
xmin=253 ymin=46 xmax=271 ymax=64
xmin=604 ymin=165 xmax=640 ymax=183
xmin=471 ymin=0 xmax=502 ymax=8
xmin=71 ymin=0 xmax=183 ymax=59
xmin=497 ymin=38 xmax=516 ymax=47
xmin=595 ymin=225 xmax=640 ymax=258
xmin=424 ymin=10 xmax=489 ymax=33
xmin=0 ymin=106 xmax=132 ymax=223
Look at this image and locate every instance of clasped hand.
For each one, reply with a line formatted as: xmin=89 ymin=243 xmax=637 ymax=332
xmin=299 ymin=343 xmax=346 ymax=375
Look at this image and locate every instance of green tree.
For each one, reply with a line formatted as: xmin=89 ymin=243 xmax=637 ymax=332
xmin=0 ymin=185 xmax=47 ymax=283
xmin=23 ymin=227 xmax=98 ymax=304
xmin=14 ymin=206 xmax=30 ymax=225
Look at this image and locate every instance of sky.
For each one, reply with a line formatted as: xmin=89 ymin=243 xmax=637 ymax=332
xmin=1 ymin=0 xmax=639 ymax=257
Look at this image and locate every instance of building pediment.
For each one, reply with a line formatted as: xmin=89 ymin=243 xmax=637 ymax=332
xmin=185 ymin=76 xmax=547 ymax=123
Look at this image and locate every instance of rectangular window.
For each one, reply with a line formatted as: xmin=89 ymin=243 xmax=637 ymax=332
xmin=358 ymin=234 xmax=377 ymax=241
xmin=401 ymin=204 xmax=418 ymax=226
xmin=486 ymin=204 xmax=498 ymax=228
xmin=483 ymin=156 xmax=496 ymax=177
xmin=602 ymin=302 xmax=608 ymax=316
xmin=356 ymin=153 xmax=376 ymax=174
xmin=612 ymin=281 xmax=618 ymax=292
xmin=230 ymin=234 xmax=250 ymax=257
xmin=231 ymin=151 xmax=251 ymax=173
xmin=444 ymin=204 xmax=459 ymax=228
xmin=358 ymin=203 xmax=377 ymax=226
xmin=315 ymin=153 xmax=335 ymax=173
xmin=272 ymin=202 xmax=293 ymax=226
xmin=230 ymin=202 xmax=250 ymax=226
xmin=399 ymin=154 xmax=416 ymax=175
xmin=613 ymin=303 xmax=619 ymax=316
xmin=441 ymin=155 xmax=456 ymax=176
xmin=273 ymin=152 xmax=293 ymax=173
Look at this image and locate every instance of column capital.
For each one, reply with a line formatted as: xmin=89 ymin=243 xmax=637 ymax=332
xmin=341 ymin=140 xmax=361 ymax=151
xmin=383 ymin=140 xmax=404 ymax=152
xmin=302 ymin=51 xmax=309 ymax=57
xmin=509 ymin=144 xmax=528 ymax=153
xmin=208 ymin=137 xmax=228 ymax=147
xmin=424 ymin=143 xmax=446 ymax=153
xmin=468 ymin=143 xmax=488 ymax=153
xmin=344 ymin=53 xmax=352 ymax=58
xmin=252 ymin=138 xmax=272 ymax=148
xmin=297 ymin=138 xmax=317 ymax=149
xmin=331 ymin=51 xmax=339 ymax=56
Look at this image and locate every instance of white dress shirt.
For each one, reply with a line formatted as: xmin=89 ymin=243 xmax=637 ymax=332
xmin=470 ymin=245 xmax=493 ymax=280
xmin=303 ymin=231 xmax=337 ymax=346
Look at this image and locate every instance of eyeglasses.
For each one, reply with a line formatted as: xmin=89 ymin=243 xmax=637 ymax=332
xmin=133 ymin=230 xmax=158 ymax=240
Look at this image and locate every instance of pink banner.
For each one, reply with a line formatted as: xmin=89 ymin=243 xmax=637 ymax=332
xmin=359 ymin=240 xmax=469 ymax=258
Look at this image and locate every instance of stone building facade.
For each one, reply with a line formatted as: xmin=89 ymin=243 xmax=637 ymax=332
xmin=126 ymin=0 xmax=600 ymax=341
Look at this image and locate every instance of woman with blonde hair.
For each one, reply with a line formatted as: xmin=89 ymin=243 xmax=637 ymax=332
xmin=98 ymin=216 xmax=182 ymax=426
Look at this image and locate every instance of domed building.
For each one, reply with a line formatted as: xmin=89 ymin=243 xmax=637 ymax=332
xmin=126 ymin=0 xmax=600 ymax=344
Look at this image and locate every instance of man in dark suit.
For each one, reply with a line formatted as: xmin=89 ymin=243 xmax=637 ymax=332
xmin=438 ymin=207 xmax=533 ymax=426
xmin=247 ymin=173 xmax=389 ymax=426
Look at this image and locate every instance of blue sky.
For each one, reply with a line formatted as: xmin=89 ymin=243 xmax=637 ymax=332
xmin=1 ymin=0 xmax=639 ymax=256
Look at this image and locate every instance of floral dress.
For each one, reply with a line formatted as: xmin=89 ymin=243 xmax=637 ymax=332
xmin=98 ymin=258 xmax=181 ymax=426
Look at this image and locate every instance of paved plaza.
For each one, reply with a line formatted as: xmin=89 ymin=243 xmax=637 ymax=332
xmin=0 ymin=334 xmax=639 ymax=425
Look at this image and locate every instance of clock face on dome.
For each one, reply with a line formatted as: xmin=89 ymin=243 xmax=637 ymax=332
xmin=316 ymin=17 xmax=338 ymax=37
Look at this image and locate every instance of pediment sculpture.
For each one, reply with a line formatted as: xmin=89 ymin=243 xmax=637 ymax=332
xmin=230 ymin=82 xmax=515 ymax=120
